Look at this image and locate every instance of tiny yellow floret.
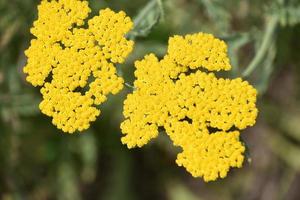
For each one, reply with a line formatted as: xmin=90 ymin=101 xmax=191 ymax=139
xmin=23 ymin=0 xmax=134 ymax=133
xmin=121 ymin=33 xmax=258 ymax=182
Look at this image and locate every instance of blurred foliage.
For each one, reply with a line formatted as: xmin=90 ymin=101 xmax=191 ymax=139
xmin=1 ymin=0 xmax=300 ymax=199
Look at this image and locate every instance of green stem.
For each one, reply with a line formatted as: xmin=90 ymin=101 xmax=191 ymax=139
xmin=242 ymin=15 xmax=279 ymax=77
xmin=125 ymin=82 xmax=136 ymax=90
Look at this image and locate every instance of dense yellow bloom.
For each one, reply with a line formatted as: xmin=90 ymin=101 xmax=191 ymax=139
xmin=121 ymin=33 xmax=258 ymax=182
xmin=23 ymin=0 xmax=134 ymax=133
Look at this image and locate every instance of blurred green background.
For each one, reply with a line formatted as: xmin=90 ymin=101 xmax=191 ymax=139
xmin=1 ymin=0 xmax=300 ymax=199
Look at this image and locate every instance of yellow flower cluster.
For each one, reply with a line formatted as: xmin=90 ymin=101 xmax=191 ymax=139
xmin=168 ymin=33 xmax=231 ymax=71
xmin=121 ymin=33 xmax=258 ymax=182
xmin=23 ymin=0 xmax=134 ymax=133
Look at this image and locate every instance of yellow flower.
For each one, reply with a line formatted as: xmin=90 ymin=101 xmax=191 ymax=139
xmin=121 ymin=33 xmax=258 ymax=182
xmin=23 ymin=0 xmax=134 ymax=133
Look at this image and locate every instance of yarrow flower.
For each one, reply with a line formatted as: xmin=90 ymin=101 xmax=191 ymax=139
xmin=121 ymin=33 xmax=258 ymax=182
xmin=23 ymin=0 xmax=134 ymax=133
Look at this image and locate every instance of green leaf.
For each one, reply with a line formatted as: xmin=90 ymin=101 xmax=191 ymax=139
xmin=222 ymin=33 xmax=251 ymax=76
xmin=242 ymin=15 xmax=279 ymax=77
xmin=78 ymin=133 xmax=97 ymax=183
xmin=269 ymin=132 xmax=300 ymax=170
xmin=56 ymin=162 xmax=80 ymax=200
xmin=272 ymin=0 xmax=300 ymax=27
xmin=256 ymin=41 xmax=276 ymax=94
xmin=280 ymin=111 xmax=300 ymax=143
xmin=282 ymin=5 xmax=300 ymax=26
xmin=128 ymin=0 xmax=164 ymax=39
xmin=196 ymin=0 xmax=231 ymax=32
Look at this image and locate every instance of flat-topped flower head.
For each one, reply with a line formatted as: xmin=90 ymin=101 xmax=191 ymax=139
xmin=121 ymin=33 xmax=258 ymax=182
xmin=23 ymin=0 xmax=134 ymax=133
